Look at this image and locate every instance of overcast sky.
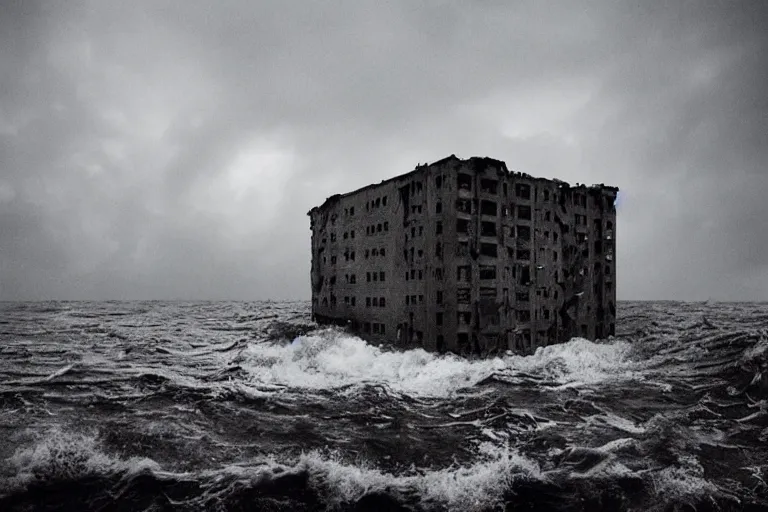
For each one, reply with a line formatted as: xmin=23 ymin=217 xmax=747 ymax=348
xmin=1 ymin=1 xmax=766 ymax=301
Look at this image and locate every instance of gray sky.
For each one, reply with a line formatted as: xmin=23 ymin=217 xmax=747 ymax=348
xmin=1 ymin=0 xmax=766 ymax=301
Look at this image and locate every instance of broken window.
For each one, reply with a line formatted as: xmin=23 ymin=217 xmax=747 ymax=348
xmin=418 ymin=269 xmax=423 ymax=280
xmin=515 ymin=183 xmax=531 ymax=199
xmin=366 ymin=272 xmax=371 ymax=282
xmin=516 ymin=225 xmax=531 ymax=240
xmin=343 ymin=232 xmax=348 ymax=240
xmin=377 ymin=223 xmax=382 ymax=232
xmin=436 ymin=202 xmax=442 ymax=214
xmin=456 ymin=199 xmax=471 ymax=214
xmin=435 ymin=242 xmax=443 ymax=259
xmin=516 ymin=309 xmax=530 ymax=322
xmin=480 ymin=243 xmax=498 ymax=258
xmin=436 ymin=312 xmax=443 ymax=326
xmin=373 ymin=272 xmax=377 ymax=282
xmin=480 ymin=200 xmax=497 ymax=216
xmin=373 ymin=323 xmax=379 ymax=333
xmin=384 ymin=222 xmax=389 ymax=231
xmin=480 ymin=179 xmax=498 ymax=194
xmin=479 ymin=265 xmax=496 ymax=280
xmin=436 ymin=290 xmax=443 ymax=304
xmin=544 ymin=211 xmax=551 ymax=221
xmin=458 ymin=173 xmax=472 ymax=190
xmin=351 ymin=251 xmax=355 ymax=261
xmin=366 ymin=297 xmax=371 ymax=307
xmin=375 ymin=198 xmax=381 ymax=207
xmin=405 ymin=295 xmax=410 ymax=305
xmin=457 ymin=265 xmax=471 ymax=282
xmin=331 ymin=256 xmax=337 ymax=265
xmin=379 ymin=271 xmax=385 ymax=281
xmin=481 ymin=221 xmax=497 ymax=237
xmin=380 ymin=248 xmax=385 ymax=256
xmin=380 ymin=297 xmax=386 ymax=307
xmin=382 ymin=196 xmax=387 ymax=206
xmin=543 ymin=309 xmax=550 ymax=320
xmin=516 ymin=249 xmax=530 ymax=261
xmin=517 ymin=205 xmax=531 ymax=220
xmin=457 ymin=218 xmax=470 ymax=234
xmin=553 ymin=251 xmax=558 ymax=262
xmin=458 ymin=333 xmax=469 ymax=347
xmin=418 ymin=249 xmax=423 ymax=258
xmin=553 ymin=232 xmax=559 ymax=242
xmin=435 ymin=176 xmax=442 ymax=189
xmin=458 ymin=311 xmax=471 ymax=325
xmin=350 ymin=275 xmax=356 ymax=284
xmin=457 ymin=288 xmax=470 ymax=304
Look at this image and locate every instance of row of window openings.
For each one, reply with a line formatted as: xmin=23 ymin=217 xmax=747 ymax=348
xmin=403 ymin=247 xmax=425 ymax=261
xmin=405 ymin=295 xmax=425 ymax=305
xmin=457 ymin=175 xmax=532 ymax=199
xmin=366 ymin=222 xmax=389 ymax=235
xmin=366 ymin=196 xmax=388 ymax=211
xmin=363 ymin=322 xmax=386 ymax=335
xmin=367 ymin=271 xmax=386 ymax=282
xmin=343 ymin=207 xmax=355 ymax=217
xmin=364 ymin=248 xmax=386 ymax=258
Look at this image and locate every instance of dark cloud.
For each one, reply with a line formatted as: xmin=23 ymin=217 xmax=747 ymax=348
xmin=0 ymin=0 xmax=766 ymax=300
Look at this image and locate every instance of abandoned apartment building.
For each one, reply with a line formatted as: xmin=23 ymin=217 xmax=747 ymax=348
xmin=307 ymin=155 xmax=617 ymax=356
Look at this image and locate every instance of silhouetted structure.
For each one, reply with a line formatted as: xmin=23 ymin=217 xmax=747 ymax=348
xmin=307 ymin=155 xmax=617 ymax=355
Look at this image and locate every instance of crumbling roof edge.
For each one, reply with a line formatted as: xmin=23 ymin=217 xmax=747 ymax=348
xmin=308 ymin=155 xmax=618 ymax=214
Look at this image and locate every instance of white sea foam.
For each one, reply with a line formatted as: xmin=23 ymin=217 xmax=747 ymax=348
xmin=240 ymin=329 xmax=639 ymax=397
xmin=300 ymin=441 xmax=540 ymax=511
xmin=0 ymin=428 xmax=159 ymax=495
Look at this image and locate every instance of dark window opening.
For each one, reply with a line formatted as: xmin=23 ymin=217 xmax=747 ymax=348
xmin=435 ymin=268 xmax=443 ymax=280
xmin=480 ymin=200 xmax=498 ymax=216
xmin=456 ymin=199 xmax=471 ymax=214
xmin=343 ymin=232 xmax=348 ymax=240
xmin=418 ymin=295 xmax=424 ymax=304
xmin=366 ymin=297 xmax=371 ymax=307
xmin=364 ymin=322 xmax=371 ymax=333
xmin=377 ymin=223 xmax=382 ymax=232
xmin=380 ymin=297 xmax=386 ymax=307
xmin=379 ymin=271 xmax=385 ymax=281
xmin=458 ymin=173 xmax=472 ymax=190
xmin=373 ymin=272 xmax=377 ymax=282
xmin=458 ymin=333 xmax=469 ymax=346
xmin=480 ymin=287 xmax=497 ymax=298
xmin=515 ymin=183 xmax=531 ymax=199
xmin=382 ymin=196 xmax=387 ymax=206
xmin=517 ymin=205 xmax=531 ymax=220
xmin=405 ymin=295 xmax=410 ymax=305
xmin=543 ymin=309 xmax=550 ymax=320
xmin=373 ymin=297 xmax=378 ymax=306
xmin=410 ymin=269 xmax=415 ymax=280
xmin=418 ymin=269 xmax=423 ymax=280
xmin=436 ymin=221 xmax=442 ymax=235
xmin=543 ymin=190 xmax=550 ymax=201
xmin=516 ymin=225 xmax=531 ymax=240
xmin=435 ymin=242 xmax=443 ymax=259
xmin=437 ymin=335 xmax=444 ymax=352
xmin=516 ymin=309 xmax=531 ymax=322
xmin=457 ymin=265 xmax=471 ymax=282
xmin=544 ymin=211 xmax=551 ymax=221
xmin=480 ymin=221 xmax=497 ymax=237
xmin=436 ymin=312 xmax=443 ymax=326
xmin=436 ymin=202 xmax=442 ymax=214
xmin=436 ymin=290 xmax=443 ymax=304
xmin=480 ymin=179 xmax=498 ymax=194
xmin=384 ymin=222 xmax=389 ymax=231
xmin=375 ymin=198 xmax=381 ymax=207
xmin=516 ymin=249 xmax=530 ymax=261
xmin=373 ymin=323 xmax=379 ymax=334
xmin=457 ymin=288 xmax=470 ymax=304
xmin=480 ymin=243 xmax=498 ymax=258
xmin=380 ymin=248 xmax=385 ymax=256
xmin=436 ymin=176 xmax=442 ymax=189
xmin=479 ymin=265 xmax=496 ymax=280
xmin=367 ymin=272 xmax=371 ymax=282
xmin=458 ymin=311 xmax=471 ymax=325
xmin=457 ymin=219 xmax=470 ymax=234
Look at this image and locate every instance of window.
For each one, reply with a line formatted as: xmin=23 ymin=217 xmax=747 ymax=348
xmin=456 ymin=199 xmax=471 ymax=214
xmin=553 ymin=251 xmax=558 ymax=262
xmin=364 ymin=249 xmax=369 ymax=259
xmin=436 ymin=202 xmax=442 ymax=214
xmin=350 ymin=275 xmax=356 ymax=284
xmin=419 ymin=295 xmax=424 ymax=304
xmin=364 ymin=322 xmax=371 ymax=333
xmin=436 ymin=313 xmax=443 ymax=326
xmin=373 ymin=272 xmax=378 ymax=282
xmin=435 ymin=242 xmax=443 ymax=259
xmin=344 ymin=296 xmax=349 ymax=305
xmin=479 ymin=265 xmax=496 ymax=280
xmin=516 ymin=309 xmax=531 ymax=322
xmin=480 ymin=243 xmax=498 ymax=258
xmin=480 ymin=200 xmax=497 ymax=216
xmin=350 ymin=251 xmax=355 ymax=261
xmin=458 ymin=173 xmax=472 ymax=190
xmin=457 ymin=219 xmax=470 ymax=234
xmin=517 ymin=225 xmax=531 ymax=241
xmin=554 ymin=232 xmax=559 ymax=243
xmin=457 ymin=265 xmax=471 ymax=282
xmin=382 ymin=196 xmax=387 ymax=206
xmin=380 ymin=297 xmax=386 ymax=307
xmin=517 ymin=205 xmax=531 ymax=220
xmin=436 ymin=176 xmax=442 ymax=188
xmin=350 ymin=207 xmax=355 ymax=216
xmin=480 ymin=221 xmax=496 ymax=237
xmin=373 ymin=297 xmax=378 ymax=307
xmin=331 ymin=256 xmax=337 ymax=264
xmin=543 ymin=190 xmax=549 ymax=201
xmin=351 ymin=230 xmax=355 ymax=239
xmin=331 ymin=233 xmax=336 ymax=242
xmin=457 ymin=288 xmax=470 ymax=304
xmin=375 ymin=198 xmax=381 ymax=207
xmin=517 ymin=249 xmax=530 ymax=261
xmin=515 ymin=183 xmax=531 ymax=199
xmin=380 ymin=324 xmax=385 ymax=335
xmin=406 ymin=295 xmax=410 ymax=305
xmin=372 ymin=248 xmax=378 ymax=257
xmin=419 ymin=226 xmax=423 ymax=236
xmin=517 ymin=290 xmax=530 ymax=302
xmin=418 ymin=270 xmax=423 ymax=280
xmin=417 ymin=249 xmax=423 ymax=258
xmin=458 ymin=311 xmax=471 ymax=325
xmin=351 ymin=297 xmax=356 ymax=306
xmin=544 ymin=211 xmax=551 ymax=221
xmin=543 ymin=309 xmax=550 ymax=320
xmin=379 ymin=271 xmax=385 ymax=281
xmin=380 ymin=248 xmax=385 ymax=256
xmin=436 ymin=291 xmax=443 ymax=304
xmin=436 ymin=221 xmax=442 ymax=235
xmin=410 ymin=269 xmax=416 ymax=280
xmin=411 ymin=227 xmax=416 ymax=238
xmin=343 ymin=232 xmax=348 ymax=240
xmin=458 ymin=333 xmax=469 ymax=346
xmin=377 ymin=223 xmax=382 ymax=232
xmin=435 ymin=268 xmax=443 ymax=280
xmin=367 ymin=272 xmax=371 ymax=282
xmin=405 ymin=271 xmax=409 ymax=281
xmin=384 ymin=222 xmax=389 ymax=231
xmin=480 ymin=287 xmax=497 ymax=298
xmin=366 ymin=297 xmax=371 ymax=307
xmin=373 ymin=323 xmax=379 ymax=334
xmin=480 ymin=179 xmax=498 ymax=194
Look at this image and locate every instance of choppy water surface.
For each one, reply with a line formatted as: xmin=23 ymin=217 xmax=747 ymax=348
xmin=1 ymin=301 xmax=767 ymax=511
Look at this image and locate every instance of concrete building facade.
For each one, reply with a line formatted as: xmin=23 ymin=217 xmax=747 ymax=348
xmin=307 ymin=155 xmax=617 ymax=356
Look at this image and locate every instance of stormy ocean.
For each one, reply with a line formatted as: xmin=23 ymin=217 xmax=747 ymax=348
xmin=0 ymin=301 xmax=767 ymax=511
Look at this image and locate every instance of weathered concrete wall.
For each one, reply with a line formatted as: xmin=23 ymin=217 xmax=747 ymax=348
xmin=308 ymin=155 xmax=617 ymax=356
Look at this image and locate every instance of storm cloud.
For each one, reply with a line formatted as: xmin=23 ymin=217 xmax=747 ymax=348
xmin=0 ymin=0 xmax=766 ymax=300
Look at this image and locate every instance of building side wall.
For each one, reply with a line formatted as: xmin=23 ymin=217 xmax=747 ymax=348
xmin=309 ymin=156 xmax=616 ymax=356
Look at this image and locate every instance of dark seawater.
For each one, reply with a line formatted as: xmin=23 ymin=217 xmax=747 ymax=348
xmin=1 ymin=301 xmax=767 ymax=511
